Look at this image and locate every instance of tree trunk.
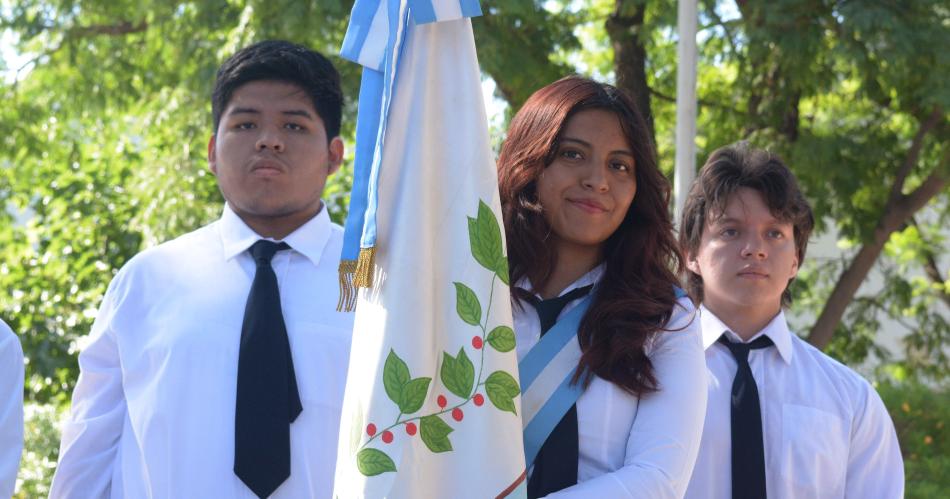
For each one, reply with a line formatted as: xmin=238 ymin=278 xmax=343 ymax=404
xmin=606 ymin=0 xmax=654 ymax=142
xmin=807 ymin=110 xmax=948 ymax=348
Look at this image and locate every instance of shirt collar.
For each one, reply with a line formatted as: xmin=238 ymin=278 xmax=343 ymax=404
xmin=514 ymin=263 xmax=605 ymax=300
xmin=218 ymin=203 xmax=332 ymax=266
xmin=699 ymin=305 xmax=794 ymax=364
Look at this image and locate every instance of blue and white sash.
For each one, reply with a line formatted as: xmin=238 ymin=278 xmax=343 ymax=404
xmin=518 ymin=288 xmax=687 ymax=467
xmin=518 ymin=295 xmax=591 ymax=468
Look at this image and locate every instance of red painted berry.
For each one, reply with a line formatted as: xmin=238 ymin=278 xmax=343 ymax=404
xmin=366 ymin=423 xmax=377 ymax=437
xmin=405 ymin=422 xmax=417 ymax=436
xmin=382 ymin=430 xmax=394 ymax=444
xmin=452 ymin=408 xmax=464 ymax=421
xmin=437 ymin=395 xmax=447 ymax=408
xmin=472 ymin=336 xmax=483 ymax=349
xmin=473 ymin=394 xmax=485 ymax=407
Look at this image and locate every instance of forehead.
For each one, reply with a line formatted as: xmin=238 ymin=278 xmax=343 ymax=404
xmin=709 ymin=187 xmax=786 ymax=226
xmin=560 ymin=109 xmax=630 ymax=150
xmin=224 ymin=80 xmax=315 ymax=114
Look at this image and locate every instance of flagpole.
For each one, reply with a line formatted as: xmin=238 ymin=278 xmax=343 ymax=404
xmin=674 ymin=0 xmax=698 ymax=228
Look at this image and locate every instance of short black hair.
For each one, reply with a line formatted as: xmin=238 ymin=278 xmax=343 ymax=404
xmin=679 ymin=142 xmax=815 ymax=307
xmin=211 ymin=40 xmax=342 ymax=140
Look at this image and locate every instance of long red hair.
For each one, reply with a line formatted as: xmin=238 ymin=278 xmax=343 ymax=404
xmin=498 ymin=76 xmax=684 ymax=396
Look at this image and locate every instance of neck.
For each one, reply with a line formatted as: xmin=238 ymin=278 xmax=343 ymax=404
xmin=537 ymin=238 xmax=602 ymax=299
xmin=236 ymin=202 xmax=323 ymax=240
xmin=704 ymin=299 xmax=781 ymax=341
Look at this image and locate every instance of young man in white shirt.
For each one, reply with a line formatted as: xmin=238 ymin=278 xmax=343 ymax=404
xmin=51 ymin=41 xmax=354 ymax=499
xmin=680 ymin=143 xmax=904 ymax=499
xmin=0 ymin=319 xmax=24 ymax=498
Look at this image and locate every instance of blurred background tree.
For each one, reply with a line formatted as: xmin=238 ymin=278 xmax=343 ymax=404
xmin=1 ymin=0 xmax=947 ymax=495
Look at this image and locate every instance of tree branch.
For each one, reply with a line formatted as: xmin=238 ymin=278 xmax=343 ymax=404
xmin=887 ymin=108 xmax=943 ymax=207
xmin=648 ymin=86 xmax=743 ymax=115
xmin=807 ymin=117 xmax=949 ymax=348
xmin=910 ymin=218 xmax=950 ymax=309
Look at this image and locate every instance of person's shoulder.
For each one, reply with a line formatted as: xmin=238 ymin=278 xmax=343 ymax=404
xmin=107 ymin=222 xmax=220 ymax=293
xmin=788 ymin=334 xmax=878 ymax=405
xmin=0 ymin=319 xmax=22 ymax=359
xmin=122 ymin=222 xmax=218 ymax=269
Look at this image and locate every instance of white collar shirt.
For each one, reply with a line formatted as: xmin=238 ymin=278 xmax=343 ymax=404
xmin=684 ymin=306 xmax=904 ymax=499
xmin=0 ymin=320 xmax=24 ymax=498
xmin=50 ymin=204 xmax=355 ymax=499
xmin=513 ymin=266 xmax=707 ymax=498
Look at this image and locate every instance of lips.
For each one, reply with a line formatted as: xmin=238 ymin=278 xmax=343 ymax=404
xmin=250 ymin=158 xmax=286 ymax=176
xmin=567 ymin=198 xmax=608 ymax=214
xmin=737 ymin=267 xmax=769 ymax=279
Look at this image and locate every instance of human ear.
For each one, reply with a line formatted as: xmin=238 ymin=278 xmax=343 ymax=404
xmin=327 ymin=137 xmax=344 ymax=176
xmin=686 ymin=251 xmax=702 ymax=276
xmin=207 ymin=134 xmax=218 ymax=175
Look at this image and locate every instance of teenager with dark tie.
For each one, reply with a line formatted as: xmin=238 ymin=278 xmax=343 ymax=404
xmin=497 ymin=76 xmax=707 ymax=498
xmin=50 ymin=41 xmax=354 ymax=498
xmin=680 ymin=143 xmax=904 ymax=499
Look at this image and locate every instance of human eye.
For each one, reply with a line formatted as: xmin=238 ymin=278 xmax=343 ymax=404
xmin=767 ymin=228 xmax=786 ymax=239
xmin=560 ymin=149 xmax=583 ymax=160
xmin=285 ymin=122 xmax=306 ymax=131
xmin=719 ymin=227 xmax=738 ymax=238
xmin=233 ymin=122 xmax=256 ymax=130
xmin=610 ymin=160 xmax=632 ymax=173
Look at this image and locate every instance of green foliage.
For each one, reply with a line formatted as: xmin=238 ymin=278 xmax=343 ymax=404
xmin=14 ymin=401 xmax=65 ymax=498
xmin=2 ymin=0 xmax=948 ymax=492
xmin=878 ymin=381 xmax=950 ymax=498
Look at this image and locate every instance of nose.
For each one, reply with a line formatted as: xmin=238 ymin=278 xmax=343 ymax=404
xmin=255 ymin=127 xmax=285 ymax=153
xmin=582 ymin=164 xmax=609 ymax=192
xmin=740 ymin=234 xmax=767 ymax=259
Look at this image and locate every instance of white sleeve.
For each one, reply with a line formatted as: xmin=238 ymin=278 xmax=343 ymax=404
xmin=0 ymin=322 xmax=24 ymax=498
xmin=843 ymin=384 xmax=905 ymax=499
xmin=547 ymin=298 xmax=708 ymax=499
xmin=49 ymin=281 xmax=128 ymax=499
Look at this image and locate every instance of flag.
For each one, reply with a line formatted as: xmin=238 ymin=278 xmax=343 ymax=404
xmin=333 ymin=1 xmax=527 ymax=497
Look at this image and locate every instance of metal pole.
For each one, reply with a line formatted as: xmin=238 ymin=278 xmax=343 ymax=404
xmin=674 ymin=0 xmax=698 ymax=228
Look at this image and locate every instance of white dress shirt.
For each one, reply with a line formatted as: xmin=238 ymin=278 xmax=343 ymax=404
xmin=50 ymin=204 xmax=355 ymax=499
xmin=513 ymin=266 xmax=707 ymax=498
xmin=684 ymin=306 xmax=904 ymax=499
xmin=0 ymin=319 xmax=24 ymax=498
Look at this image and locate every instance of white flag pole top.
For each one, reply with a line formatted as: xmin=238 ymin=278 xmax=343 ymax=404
xmin=335 ymin=1 xmax=527 ymax=498
xmin=674 ymin=0 xmax=698 ymax=228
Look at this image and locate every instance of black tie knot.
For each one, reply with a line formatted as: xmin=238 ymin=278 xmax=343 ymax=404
xmin=250 ymin=240 xmax=291 ymax=265
xmin=718 ymin=334 xmax=774 ymax=363
xmin=523 ymin=284 xmax=594 ymax=335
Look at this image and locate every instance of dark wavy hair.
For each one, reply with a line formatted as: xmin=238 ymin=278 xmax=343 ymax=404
xmin=679 ymin=142 xmax=814 ymax=307
xmin=498 ymin=76 xmax=684 ymax=396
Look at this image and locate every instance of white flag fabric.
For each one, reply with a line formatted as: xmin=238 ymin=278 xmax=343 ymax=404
xmin=333 ymin=1 xmax=527 ymax=498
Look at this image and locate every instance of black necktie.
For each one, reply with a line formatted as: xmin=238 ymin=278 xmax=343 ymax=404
xmin=524 ymin=284 xmax=594 ymax=499
xmin=718 ymin=334 xmax=774 ymax=499
xmin=235 ymin=240 xmax=302 ymax=498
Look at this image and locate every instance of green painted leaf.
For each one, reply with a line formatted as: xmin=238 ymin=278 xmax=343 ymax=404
xmin=440 ymin=348 xmax=476 ymax=399
xmin=454 ymin=282 xmax=481 ymax=326
xmin=383 ymin=349 xmax=411 ymax=405
xmin=469 ymin=200 xmax=505 ymax=273
xmin=398 ymin=377 xmax=431 ymax=414
xmin=486 ymin=325 xmax=516 ymax=352
xmin=356 ymin=448 xmax=397 ymax=476
xmin=495 ymin=256 xmax=510 ymax=285
xmin=420 ymin=415 xmax=454 ymax=453
xmin=485 ymin=370 xmax=520 ymax=415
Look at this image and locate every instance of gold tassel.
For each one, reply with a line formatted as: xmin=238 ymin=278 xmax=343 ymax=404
xmin=353 ymin=246 xmax=376 ymax=289
xmin=337 ymin=260 xmax=358 ymax=312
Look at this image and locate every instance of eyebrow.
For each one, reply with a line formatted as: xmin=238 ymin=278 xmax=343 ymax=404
xmin=227 ymin=107 xmax=315 ymax=120
xmin=560 ymin=136 xmax=634 ymax=157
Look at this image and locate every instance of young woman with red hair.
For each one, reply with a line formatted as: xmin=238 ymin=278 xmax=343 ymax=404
xmin=499 ymin=76 xmax=706 ymax=498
